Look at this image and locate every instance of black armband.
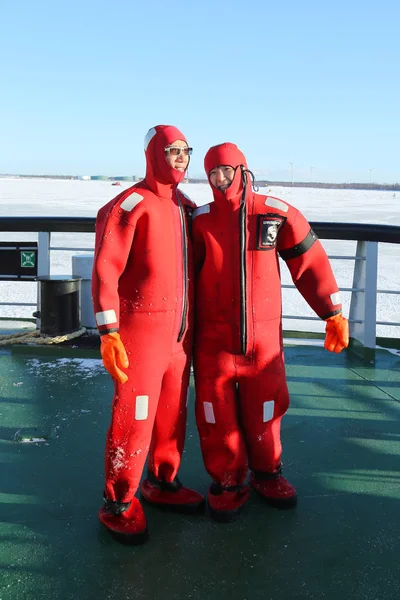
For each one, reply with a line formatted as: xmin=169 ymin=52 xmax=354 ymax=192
xmin=279 ymin=228 xmax=318 ymax=261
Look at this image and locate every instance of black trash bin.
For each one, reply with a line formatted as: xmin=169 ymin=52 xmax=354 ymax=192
xmin=36 ymin=276 xmax=82 ymax=336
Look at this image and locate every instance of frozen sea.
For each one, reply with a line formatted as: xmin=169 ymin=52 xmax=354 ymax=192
xmin=0 ymin=177 xmax=399 ymax=339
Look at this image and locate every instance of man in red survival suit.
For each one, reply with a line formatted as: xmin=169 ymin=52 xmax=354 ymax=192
xmin=192 ymin=142 xmax=349 ymax=523
xmin=92 ymin=125 xmax=204 ymax=544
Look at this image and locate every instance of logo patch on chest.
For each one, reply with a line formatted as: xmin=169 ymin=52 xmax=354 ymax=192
xmin=256 ymin=214 xmax=286 ymax=250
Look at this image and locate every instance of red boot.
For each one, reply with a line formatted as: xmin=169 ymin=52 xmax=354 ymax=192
xmin=98 ymin=496 xmax=148 ymax=545
xmin=249 ymin=467 xmax=297 ymax=508
xmin=140 ymin=472 xmax=205 ymax=514
xmin=208 ymin=483 xmax=251 ymax=523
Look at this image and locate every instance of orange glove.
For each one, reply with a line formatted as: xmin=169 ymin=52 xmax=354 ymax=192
xmin=100 ymin=332 xmax=129 ymax=384
xmin=324 ymin=313 xmax=349 ymax=354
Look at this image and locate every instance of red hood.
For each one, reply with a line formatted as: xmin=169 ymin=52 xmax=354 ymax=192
xmin=144 ymin=124 xmax=189 ymax=198
xmin=204 ymin=142 xmax=250 ymax=205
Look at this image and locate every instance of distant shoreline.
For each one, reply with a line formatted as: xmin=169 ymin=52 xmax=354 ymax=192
xmin=0 ymin=174 xmax=399 ymax=191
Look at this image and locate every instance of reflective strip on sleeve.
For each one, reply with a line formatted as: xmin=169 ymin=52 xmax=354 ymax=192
xmin=263 ymin=400 xmax=275 ymax=423
xmin=330 ymin=292 xmax=341 ymax=305
xmin=203 ymin=401 xmax=216 ymax=424
xmin=135 ymin=396 xmax=149 ymax=420
xmin=279 ymin=229 xmax=318 ymax=261
xmin=95 ymin=309 xmax=117 ymax=326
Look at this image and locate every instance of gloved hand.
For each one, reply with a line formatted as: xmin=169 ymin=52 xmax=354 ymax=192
xmin=324 ymin=313 xmax=349 ymax=353
xmin=100 ymin=332 xmax=129 ymax=384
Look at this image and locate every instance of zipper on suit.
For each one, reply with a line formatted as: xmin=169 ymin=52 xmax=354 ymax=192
xmin=239 ymin=169 xmax=247 ymax=354
xmin=177 ymin=196 xmax=188 ymax=342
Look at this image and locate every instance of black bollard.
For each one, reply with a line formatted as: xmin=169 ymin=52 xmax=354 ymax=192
xmin=36 ymin=276 xmax=82 ymax=336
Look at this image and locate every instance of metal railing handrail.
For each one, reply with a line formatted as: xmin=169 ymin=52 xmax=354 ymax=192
xmin=1 ymin=217 xmax=399 ymax=347
xmin=0 ymin=217 xmax=399 ymax=244
xmin=0 ymin=216 xmax=95 ymax=233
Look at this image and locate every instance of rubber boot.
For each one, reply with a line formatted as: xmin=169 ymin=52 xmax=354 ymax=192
xmin=141 ymin=471 xmax=205 ymax=514
xmin=98 ymin=495 xmax=148 ymax=545
xmin=208 ymin=482 xmax=251 ymax=523
xmin=249 ymin=466 xmax=297 ymax=508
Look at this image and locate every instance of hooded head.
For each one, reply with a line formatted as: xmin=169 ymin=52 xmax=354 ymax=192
xmin=204 ymin=142 xmax=249 ymax=202
xmin=144 ymin=125 xmax=190 ymax=197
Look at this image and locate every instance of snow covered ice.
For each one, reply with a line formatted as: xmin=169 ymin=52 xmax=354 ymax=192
xmin=0 ymin=177 xmax=399 ymax=338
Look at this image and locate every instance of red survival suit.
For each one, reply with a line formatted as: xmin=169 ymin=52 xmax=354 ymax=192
xmin=92 ymin=125 xmax=203 ymax=542
xmin=192 ymin=143 xmax=344 ymax=518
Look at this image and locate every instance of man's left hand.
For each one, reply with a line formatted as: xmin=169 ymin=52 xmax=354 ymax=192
xmin=324 ymin=313 xmax=349 ymax=353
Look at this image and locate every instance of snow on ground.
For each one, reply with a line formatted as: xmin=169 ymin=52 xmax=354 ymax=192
xmin=0 ymin=178 xmax=399 ymax=338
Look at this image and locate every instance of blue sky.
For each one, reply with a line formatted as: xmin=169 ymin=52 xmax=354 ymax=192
xmin=1 ymin=0 xmax=399 ymax=183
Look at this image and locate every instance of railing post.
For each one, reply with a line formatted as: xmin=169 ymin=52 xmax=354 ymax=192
xmin=349 ymin=240 xmax=378 ymax=349
xmin=36 ymin=232 xmax=51 ymax=326
xmin=72 ymin=253 xmax=96 ymax=328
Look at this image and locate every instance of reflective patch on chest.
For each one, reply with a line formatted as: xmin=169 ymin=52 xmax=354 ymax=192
xmin=120 ymin=192 xmax=144 ymax=212
xmin=256 ymin=214 xmax=286 ymax=250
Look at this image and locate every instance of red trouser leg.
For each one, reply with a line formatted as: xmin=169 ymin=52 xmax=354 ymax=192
xmin=104 ymin=354 xmax=164 ymax=503
xmin=238 ymin=327 xmax=290 ymax=473
xmin=104 ymin=314 xmax=190 ymax=503
xmin=147 ymin=346 xmax=191 ymax=482
xmin=194 ymin=335 xmax=248 ymax=487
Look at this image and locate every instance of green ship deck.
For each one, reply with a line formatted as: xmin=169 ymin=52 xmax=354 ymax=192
xmin=1 ymin=335 xmax=399 ymax=600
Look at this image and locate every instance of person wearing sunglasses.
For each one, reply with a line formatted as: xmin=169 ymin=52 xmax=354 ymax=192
xmin=192 ymin=142 xmax=349 ymax=523
xmin=92 ymin=125 xmax=203 ymax=544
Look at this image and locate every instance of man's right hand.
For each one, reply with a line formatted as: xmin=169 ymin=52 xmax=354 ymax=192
xmin=100 ymin=332 xmax=129 ymax=384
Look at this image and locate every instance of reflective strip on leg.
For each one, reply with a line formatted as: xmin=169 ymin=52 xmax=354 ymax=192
xmin=203 ymin=401 xmax=216 ymax=424
xmin=135 ymin=395 xmax=149 ymax=420
xmin=263 ymin=400 xmax=275 ymax=423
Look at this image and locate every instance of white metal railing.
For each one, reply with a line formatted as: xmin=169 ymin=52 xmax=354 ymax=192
xmin=1 ymin=221 xmax=399 ymax=349
xmin=282 ymin=241 xmax=400 ymax=347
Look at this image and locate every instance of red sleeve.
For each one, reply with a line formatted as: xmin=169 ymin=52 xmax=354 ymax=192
xmin=92 ymin=202 xmax=137 ymax=334
xmin=278 ymin=207 xmax=342 ymax=319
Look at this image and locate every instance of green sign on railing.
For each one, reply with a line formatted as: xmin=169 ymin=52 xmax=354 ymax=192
xmin=21 ymin=251 xmax=36 ymax=268
xmin=0 ymin=242 xmax=38 ymax=280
